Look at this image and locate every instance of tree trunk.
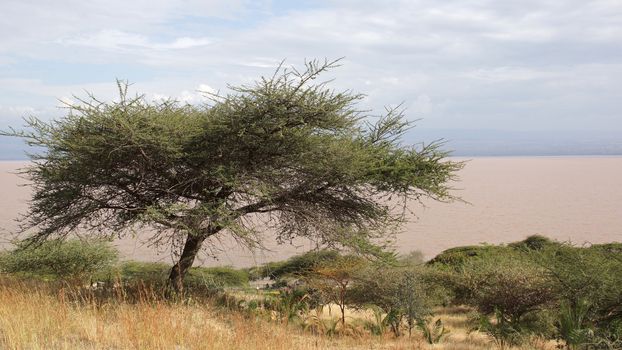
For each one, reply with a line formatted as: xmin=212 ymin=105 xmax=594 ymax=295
xmin=339 ymin=287 xmax=346 ymax=327
xmin=168 ymin=232 xmax=208 ymax=294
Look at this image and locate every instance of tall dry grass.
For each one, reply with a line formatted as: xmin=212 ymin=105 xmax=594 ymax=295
xmin=0 ymin=276 xmax=555 ymax=350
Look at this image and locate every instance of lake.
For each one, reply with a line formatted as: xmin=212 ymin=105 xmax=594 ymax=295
xmin=1 ymin=157 xmax=621 ymax=267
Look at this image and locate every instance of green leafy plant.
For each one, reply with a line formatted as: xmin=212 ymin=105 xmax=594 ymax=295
xmin=364 ymin=305 xmax=389 ymax=336
xmin=274 ymin=289 xmax=309 ymax=324
xmin=417 ymin=317 xmax=450 ymax=344
xmin=4 ymin=58 xmax=462 ymax=292
xmin=558 ymin=299 xmax=593 ymax=349
xmin=457 ymin=250 xmax=555 ymax=329
xmin=1 ymin=238 xmax=118 ymax=283
xmin=472 ymin=309 xmax=524 ymax=349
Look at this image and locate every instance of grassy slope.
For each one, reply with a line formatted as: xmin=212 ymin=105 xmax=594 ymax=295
xmin=0 ymin=277 xmax=556 ymax=350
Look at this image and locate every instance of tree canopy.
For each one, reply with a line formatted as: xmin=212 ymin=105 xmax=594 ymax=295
xmin=4 ymin=59 xmax=463 ymax=291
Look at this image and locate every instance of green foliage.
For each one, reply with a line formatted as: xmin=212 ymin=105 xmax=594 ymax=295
xmin=118 ymin=261 xmax=248 ymax=288
xmin=534 ymin=243 xmax=622 ymax=347
xmin=349 ymin=264 xmax=432 ymax=337
xmin=363 ymin=305 xmax=389 ymax=336
xmin=427 ymin=245 xmax=499 ymax=268
xmin=4 ymin=59 xmax=462 ymax=287
xmin=395 ymin=270 xmax=430 ymax=337
xmin=472 ymin=309 xmax=525 ymax=349
xmin=430 ymin=235 xmax=558 ymax=269
xmin=590 ymin=242 xmax=622 ymax=255
xmin=558 ymin=299 xmax=594 ymax=349
xmin=271 ymin=288 xmax=309 ymax=324
xmin=417 ymin=318 xmax=450 ymax=344
xmin=438 ymin=238 xmax=622 ymax=348
xmin=119 ymin=261 xmax=169 ymax=282
xmin=508 ymin=234 xmax=559 ymax=251
xmin=186 ymin=266 xmax=249 ymax=288
xmin=268 ymin=250 xmax=340 ymax=279
xmin=246 ymin=261 xmax=286 ymax=280
xmin=0 ymin=238 xmax=117 ymax=282
xmin=462 ymin=252 xmax=554 ymax=321
xmin=305 ymin=254 xmax=369 ymax=326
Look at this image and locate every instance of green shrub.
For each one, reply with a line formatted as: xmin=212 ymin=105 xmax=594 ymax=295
xmin=118 ymin=261 xmax=249 ymax=288
xmin=0 ymin=238 xmax=118 ymax=282
xmin=455 ymin=250 xmax=555 ymax=345
xmin=472 ymin=309 xmax=525 ymax=349
xmin=187 ymin=266 xmax=249 ymax=288
xmin=349 ymin=264 xmax=433 ymax=337
xmin=508 ymin=235 xmax=559 ymax=251
xmin=427 ymin=245 xmax=500 ymax=268
xmin=246 ymin=261 xmax=287 ymax=280
xmin=268 ymin=250 xmax=340 ymax=279
xmin=534 ymin=243 xmax=622 ymax=346
xmin=119 ymin=261 xmax=169 ymax=283
xmin=429 ymin=235 xmax=558 ymax=269
xmin=462 ymin=255 xmax=554 ymax=321
xmin=417 ymin=318 xmax=450 ymax=344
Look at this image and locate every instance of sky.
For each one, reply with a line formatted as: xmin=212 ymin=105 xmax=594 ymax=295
xmin=1 ymin=0 xmax=621 ymax=157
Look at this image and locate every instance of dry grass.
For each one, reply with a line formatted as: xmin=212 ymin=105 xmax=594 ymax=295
xmin=0 ymin=277 xmax=556 ymax=350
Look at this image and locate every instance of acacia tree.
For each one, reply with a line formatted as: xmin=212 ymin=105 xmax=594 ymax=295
xmin=306 ymin=255 xmax=367 ymax=327
xmin=3 ymin=59 xmax=462 ymax=292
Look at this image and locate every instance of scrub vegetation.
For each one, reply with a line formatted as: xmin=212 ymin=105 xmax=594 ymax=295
xmin=1 ymin=61 xmax=619 ymax=349
xmin=0 ymin=235 xmax=620 ymax=349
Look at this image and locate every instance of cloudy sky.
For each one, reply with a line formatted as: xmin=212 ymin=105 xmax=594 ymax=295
xmin=1 ymin=0 xmax=621 ymax=155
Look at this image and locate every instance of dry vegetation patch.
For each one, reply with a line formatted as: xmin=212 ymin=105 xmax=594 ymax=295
xmin=0 ymin=276 xmax=558 ymax=350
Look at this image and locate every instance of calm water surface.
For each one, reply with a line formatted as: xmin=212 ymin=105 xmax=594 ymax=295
xmin=1 ymin=157 xmax=621 ymax=267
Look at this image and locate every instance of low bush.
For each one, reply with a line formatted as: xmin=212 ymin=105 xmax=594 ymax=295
xmin=0 ymin=238 xmax=118 ymax=282
xmin=508 ymin=234 xmax=559 ymax=251
xmin=118 ymin=261 xmax=169 ymax=282
xmin=118 ymin=261 xmax=249 ymax=288
xmin=454 ymin=250 xmax=556 ymax=346
xmin=533 ymin=243 xmax=622 ymax=347
xmin=187 ymin=266 xmax=249 ymax=288
xmin=267 ymin=250 xmax=340 ymax=279
xmin=426 ymin=245 xmax=500 ymax=268
xmin=349 ymin=264 xmax=433 ymax=337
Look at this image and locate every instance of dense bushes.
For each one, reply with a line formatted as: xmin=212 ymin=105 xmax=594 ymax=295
xmin=534 ymin=244 xmax=622 ymax=347
xmin=265 ymin=250 xmax=341 ymax=279
xmin=255 ymin=236 xmax=622 ymax=347
xmin=2 ymin=235 xmax=620 ymax=348
xmin=0 ymin=240 xmax=249 ymax=288
xmin=118 ymin=262 xmax=249 ymax=288
xmin=458 ymin=250 xmax=555 ymax=323
xmin=429 ymin=237 xmax=622 ymax=348
xmin=186 ymin=266 xmax=249 ymax=288
xmin=0 ymin=239 xmax=118 ymax=281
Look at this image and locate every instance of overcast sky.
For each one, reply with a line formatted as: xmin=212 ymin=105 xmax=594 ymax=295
xmin=1 ymin=0 xmax=621 ymax=140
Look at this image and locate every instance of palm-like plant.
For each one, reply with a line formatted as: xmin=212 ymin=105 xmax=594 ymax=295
xmin=417 ymin=317 xmax=450 ymax=344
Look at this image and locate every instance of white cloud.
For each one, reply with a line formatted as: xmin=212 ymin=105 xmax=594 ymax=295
xmin=0 ymin=0 xmax=621 ymax=133
xmin=410 ymin=95 xmax=433 ymax=114
xmin=165 ymin=37 xmax=212 ymax=50
xmin=58 ymin=30 xmax=211 ymax=51
xmin=57 ymin=96 xmax=76 ymax=108
xmin=464 ymin=67 xmax=557 ymax=82
xmin=197 ymin=84 xmax=217 ymax=95
xmin=149 ymin=84 xmax=218 ymax=104
xmin=0 ymin=105 xmax=37 ymax=116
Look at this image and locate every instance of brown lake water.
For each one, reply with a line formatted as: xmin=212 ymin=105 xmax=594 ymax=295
xmin=1 ymin=157 xmax=621 ymax=267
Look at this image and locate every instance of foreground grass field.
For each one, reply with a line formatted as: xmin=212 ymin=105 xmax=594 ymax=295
xmin=0 ymin=277 xmax=556 ymax=350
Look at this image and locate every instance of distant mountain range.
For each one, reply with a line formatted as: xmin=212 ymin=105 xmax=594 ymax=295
xmin=1 ymin=129 xmax=621 ymax=160
xmin=0 ymin=137 xmax=32 ymax=160
xmin=406 ymin=129 xmax=622 ymax=157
